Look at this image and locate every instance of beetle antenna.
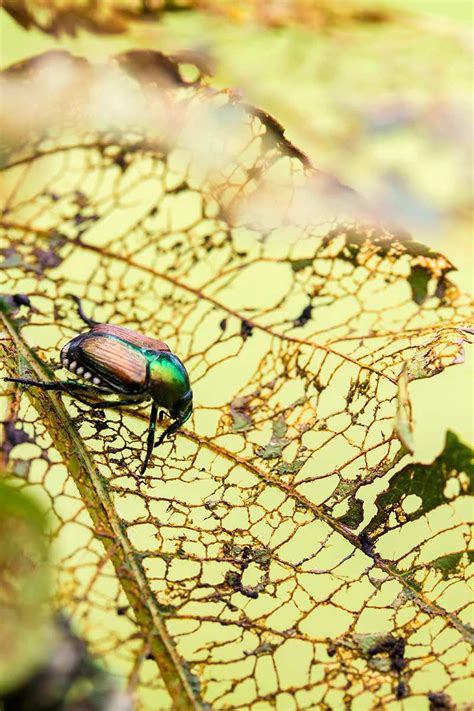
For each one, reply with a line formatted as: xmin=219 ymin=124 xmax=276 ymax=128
xmin=69 ymin=295 xmax=99 ymax=328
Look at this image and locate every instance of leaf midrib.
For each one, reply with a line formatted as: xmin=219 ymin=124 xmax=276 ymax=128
xmin=1 ymin=312 xmax=205 ymax=711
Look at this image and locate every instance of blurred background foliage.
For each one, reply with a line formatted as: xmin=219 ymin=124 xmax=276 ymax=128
xmin=0 ymin=478 xmax=50 ymax=695
xmin=0 ymin=477 xmax=130 ymax=710
xmin=1 ymin=1 xmax=472 ymax=279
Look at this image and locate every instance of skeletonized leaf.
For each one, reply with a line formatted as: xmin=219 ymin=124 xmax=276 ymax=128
xmin=0 ymin=50 xmax=473 ymax=710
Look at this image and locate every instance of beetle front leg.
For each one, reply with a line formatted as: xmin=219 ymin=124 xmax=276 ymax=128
xmin=154 ymin=418 xmax=182 ymax=449
xmin=140 ymin=401 xmax=158 ymax=476
xmin=4 ymin=377 xmax=119 ymax=412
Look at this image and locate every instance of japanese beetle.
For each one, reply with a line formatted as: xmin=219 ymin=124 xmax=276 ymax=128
xmin=5 ymin=297 xmax=193 ymax=476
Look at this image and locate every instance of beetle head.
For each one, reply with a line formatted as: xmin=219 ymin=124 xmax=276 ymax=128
xmin=171 ymin=389 xmax=193 ymax=425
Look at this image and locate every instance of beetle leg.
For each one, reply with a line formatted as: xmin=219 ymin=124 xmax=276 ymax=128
xmin=154 ymin=418 xmax=182 ymax=449
xmin=140 ymin=401 xmax=158 ymax=476
xmin=5 ymin=377 xmax=146 ymax=411
xmin=70 ymin=295 xmax=98 ymax=327
xmin=158 ymin=409 xmax=165 ymax=423
xmin=5 ymin=377 xmax=80 ymax=391
xmin=4 ymin=377 xmax=111 ymax=396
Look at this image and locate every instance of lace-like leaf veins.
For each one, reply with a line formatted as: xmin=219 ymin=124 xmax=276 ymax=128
xmin=0 ymin=51 xmax=473 ymax=710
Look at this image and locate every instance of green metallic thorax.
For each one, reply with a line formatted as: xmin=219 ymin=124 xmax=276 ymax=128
xmin=92 ymin=334 xmax=191 ymax=414
xmin=147 ymin=351 xmax=191 ymax=411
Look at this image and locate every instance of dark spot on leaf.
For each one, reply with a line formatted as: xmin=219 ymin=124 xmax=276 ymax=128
xmin=240 ymin=320 xmax=253 ymax=340
xmin=0 ymin=247 xmax=24 ymax=270
xmin=0 ymin=293 xmax=32 ymax=316
xmin=113 ymin=152 xmax=128 ymax=171
xmin=219 ymin=318 xmax=227 ymax=331
xmin=358 ymin=530 xmax=375 ymax=557
xmin=230 ymin=396 xmax=253 ymax=432
xmin=3 ymin=421 xmax=32 ymax=460
xmin=109 ymin=458 xmax=128 ymax=469
xmin=244 ymin=642 xmax=275 ymax=657
xmin=276 ymin=459 xmax=304 ymax=475
xmin=337 ymin=499 xmax=364 ymax=529
xmin=290 ymin=258 xmax=313 ymax=272
xmin=367 ymin=636 xmax=406 ymax=673
xmin=435 ymin=277 xmax=448 ymax=301
xmin=94 ymin=421 xmax=109 ymax=433
xmin=431 ymin=552 xmax=464 ymax=579
xmin=257 ymin=415 xmax=288 ymax=459
xmin=428 ymin=691 xmax=452 ymax=710
xmin=408 ymin=264 xmax=431 ymax=304
xmin=242 ymin=587 xmax=259 ymax=599
xmin=12 ymin=293 xmax=31 ymax=307
xmin=252 ymin=548 xmax=271 ymax=569
xmin=223 ymin=543 xmax=271 ymax=570
xmin=293 ymin=303 xmax=312 ymax=328
xmin=29 ymin=233 xmax=66 ymax=274
xmin=33 ymin=246 xmax=62 ymax=270
xmin=74 ymin=190 xmax=88 ymax=208
xmin=396 ymin=681 xmax=408 ymax=699
xmin=340 ymin=243 xmax=360 ymax=266
xmin=225 ymin=570 xmax=257 ymax=597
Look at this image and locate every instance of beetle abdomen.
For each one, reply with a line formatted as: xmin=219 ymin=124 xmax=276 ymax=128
xmin=61 ymin=333 xmax=148 ymax=392
xmin=60 ymin=324 xmax=172 ymax=392
xmin=80 ymin=337 xmax=147 ymax=389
